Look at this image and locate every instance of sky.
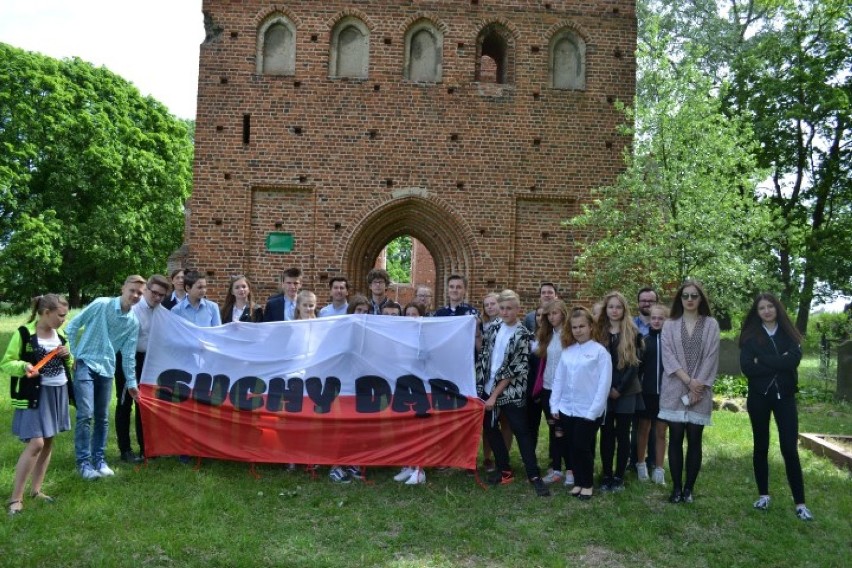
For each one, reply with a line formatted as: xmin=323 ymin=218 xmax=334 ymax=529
xmin=0 ymin=0 xmax=204 ymax=119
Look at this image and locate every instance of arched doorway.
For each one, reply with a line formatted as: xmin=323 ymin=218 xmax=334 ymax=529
xmin=342 ymin=191 xmax=480 ymax=307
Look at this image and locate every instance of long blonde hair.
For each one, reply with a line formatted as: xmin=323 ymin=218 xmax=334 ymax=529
xmin=536 ymin=299 xmax=570 ymax=357
xmin=593 ymin=291 xmax=641 ymax=369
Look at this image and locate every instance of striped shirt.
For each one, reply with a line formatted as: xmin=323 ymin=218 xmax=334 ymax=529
xmin=65 ymin=297 xmax=140 ymax=386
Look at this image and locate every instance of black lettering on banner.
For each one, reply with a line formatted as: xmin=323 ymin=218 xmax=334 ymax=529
xmin=152 ymin=370 xmax=467 ymax=414
xmin=429 ymin=379 xmax=468 ymax=410
xmin=229 ymin=376 xmax=267 ymax=411
xmin=355 ymin=375 xmax=392 ymax=413
xmin=266 ymin=377 xmax=304 ymax=412
xmin=392 ymin=374 xmax=430 ymax=416
xmin=155 ymin=369 xmax=193 ymax=402
xmin=192 ymin=373 xmax=231 ymax=407
xmin=306 ymin=376 xmax=340 ymax=414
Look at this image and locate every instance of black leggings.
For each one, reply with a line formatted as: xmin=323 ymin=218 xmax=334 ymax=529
xmin=600 ymin=412 xmax=631 ymax=478
xmin=747 ymin=393 xmax=805 ymax=503
xmin=667 ymin=421 xmax=704 ymax=492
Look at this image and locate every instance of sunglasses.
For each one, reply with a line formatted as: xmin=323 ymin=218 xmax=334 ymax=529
xmin=681 ymin=293 xmax=701 ymax=301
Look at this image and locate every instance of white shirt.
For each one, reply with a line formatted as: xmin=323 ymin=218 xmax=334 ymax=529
xmin=543 ymin=330 xmax=563 ymax=390
xmin=131 ymin=297 xmax=160 ymax=352
xmin=550 ymin=339 xmax=612 ymax=421
xmin=487 ymin=322 xmax=518 ymax=394
xmin=38 ymin=331 xmax=67 ymax=387
xmin=319 ymin=303 xmax=348 ymax=317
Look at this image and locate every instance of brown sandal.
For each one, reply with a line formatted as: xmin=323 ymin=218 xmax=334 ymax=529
xmin=30 ymin=491 xmax=55 ymax=503
xmin=7 ymin=500 xmax=23 ymax=515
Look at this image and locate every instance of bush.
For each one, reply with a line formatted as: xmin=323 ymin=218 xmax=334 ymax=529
xmin=714 ymin=374 xmax=748 ymax=398
xmin=802 ymin=311 xmax=852 ymax=352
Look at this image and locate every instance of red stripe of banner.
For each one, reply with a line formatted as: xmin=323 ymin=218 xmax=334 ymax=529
xmin=138 ymin=385 xmax=483 ymax=468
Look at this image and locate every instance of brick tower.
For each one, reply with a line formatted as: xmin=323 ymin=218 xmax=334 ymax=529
xmin=187 ymin=0 xmax=636 ymax=308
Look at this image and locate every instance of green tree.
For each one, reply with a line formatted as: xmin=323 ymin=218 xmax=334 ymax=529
xmin=569 ymin=23 xmax=774 ymax=318
xmin=638 ymin=0 xmax=852 ymax=332
xmin=0 ymin=43 xmax=194 ymax=307
xmin=385 ymin=235 xmax=412 ymax=284
xmin=726 ymin=0 xmax=851 ymax=331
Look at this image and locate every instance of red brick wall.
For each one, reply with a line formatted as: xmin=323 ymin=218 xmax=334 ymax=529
xmin=189 ymin=0 xmax=636 ymax=313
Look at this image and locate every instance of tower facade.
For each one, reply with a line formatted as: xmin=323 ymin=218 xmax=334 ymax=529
xmin=188 ymin=0 xmax=637 ymax=306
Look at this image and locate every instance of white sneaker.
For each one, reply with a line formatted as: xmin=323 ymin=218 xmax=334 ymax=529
xmin=637 ymin=462 xmax=649 ymax=482
xmin=652 ymin=467 xmax=666 ymax=485
xmin=796 ymin=505 xmax=813 ymax=521
xmin=405 ymin=468 xmax=426 ymax=485
xmin=95 ymin=461 xmax=115 ymax=477
xmin=394 ymin=467 xmax=414 ymax=481
xmin=542 ymin=469 xmax=564 ymax=484
xmin=754 ymin=495 xmax=771 ymax=510
xmin=563 ymin=471 xmax=575 ymax=486
xmin=79 ymin=463 xmax=101 ymax=481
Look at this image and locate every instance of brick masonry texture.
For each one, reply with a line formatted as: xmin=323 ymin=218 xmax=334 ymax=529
xmin=187 ymin=0 xmax=636 ymax=310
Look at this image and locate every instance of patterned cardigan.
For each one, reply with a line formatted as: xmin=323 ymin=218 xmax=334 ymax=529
xmin=659 ymin=316 xmax=720 ymax=423
xmin=476 ymin=321 xmax=532 ymax=407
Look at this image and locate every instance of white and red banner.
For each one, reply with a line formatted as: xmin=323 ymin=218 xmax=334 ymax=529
xmin=138 ymin=310 xmax=483 ymax=468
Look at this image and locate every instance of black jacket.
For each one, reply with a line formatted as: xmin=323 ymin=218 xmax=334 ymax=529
xmin=640 ymin=328 xmax=663 ymax=395
xmin=739 ymin=327 xmax=802 ymax=398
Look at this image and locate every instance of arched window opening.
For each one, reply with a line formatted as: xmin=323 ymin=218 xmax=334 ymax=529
xmin=330 ymin=18 xmax=370 ymax=79
xmin=475 ymin=25 xmax=513 ymax=84
xmin=550 ymin=30 xmax=586 ymax=90
xmin=404 ymin=23 xmax=443 ymax=82
xmin=257 ymin=17 xmax=296 ymax=75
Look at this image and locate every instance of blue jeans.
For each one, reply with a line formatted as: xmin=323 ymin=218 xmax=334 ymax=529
xmin=73 ymin=362 xmax=113 ymax=467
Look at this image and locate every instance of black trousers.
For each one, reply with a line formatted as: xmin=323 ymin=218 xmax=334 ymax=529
xmin=115 ymin=351 xmax=146 ymax=455
xmin=484 ymin=404 xmax=541 ymax=480
xmin=747 ymin=392 xmax=805 ymax=503
xmin=558 ymin=414 xmax=599 ymax=489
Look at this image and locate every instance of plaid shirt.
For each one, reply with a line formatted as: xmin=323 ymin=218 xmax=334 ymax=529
xmin=65 ymin=297 xmax=139 ymax=386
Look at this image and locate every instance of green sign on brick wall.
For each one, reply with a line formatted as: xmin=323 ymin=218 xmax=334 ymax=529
xmin=265 ymin=232 xmax=294 ymax=253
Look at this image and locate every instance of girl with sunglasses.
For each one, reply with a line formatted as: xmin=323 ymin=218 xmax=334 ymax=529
xmin=658 ymin=280 xmax=719 ymax=504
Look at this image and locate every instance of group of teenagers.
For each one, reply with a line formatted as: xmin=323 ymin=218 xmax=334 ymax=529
xmin=2 ymin=266 xmax=813 ymax=521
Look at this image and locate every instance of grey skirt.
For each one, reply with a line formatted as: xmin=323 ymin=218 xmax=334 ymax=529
xmin=12 ymin=384 xmax=71 ymax=441
xmin=609 ymin=392 xmax=645 ymax=414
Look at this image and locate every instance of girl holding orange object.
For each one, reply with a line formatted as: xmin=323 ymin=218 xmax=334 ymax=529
xmin=2 ymin=294 xmax=73 ymax=515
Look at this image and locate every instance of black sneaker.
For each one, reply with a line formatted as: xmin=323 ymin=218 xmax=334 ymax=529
xmin=682 ymin=488 xmax=694 ymax=503
xmin=600 ymin=476 xmax=614 ymax=492
xmin=487 ymin=470 xmax=514 ymax=485
xmin=669 ymin=488 xmax=683 ymax=503
xmin=610 ymin=477 xmax=625 ymax=492
xmin=531 ymin=477 xmax=551 ymax=497
xmin=120 ymin=451 xmax=143 ymax=464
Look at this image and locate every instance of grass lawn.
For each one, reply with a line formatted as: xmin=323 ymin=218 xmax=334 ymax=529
xmin=0 ymin=314 xmax=850 ymax=567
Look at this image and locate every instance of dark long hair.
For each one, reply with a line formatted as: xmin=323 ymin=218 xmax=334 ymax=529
xmin=670 ymin=279 xmax=712 ymax=319
xmin=739 ymin=292 xmax=802 ymax=347
xmin=221 ymin=275 xmax=257 ymax=321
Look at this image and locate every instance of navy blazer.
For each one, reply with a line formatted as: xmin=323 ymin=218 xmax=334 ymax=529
xmin=263 ymin=296 xmax=287 ymax=322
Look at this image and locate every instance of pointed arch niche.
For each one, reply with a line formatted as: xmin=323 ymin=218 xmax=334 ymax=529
xmin=342 ymin=193 xmax=478 ymax=304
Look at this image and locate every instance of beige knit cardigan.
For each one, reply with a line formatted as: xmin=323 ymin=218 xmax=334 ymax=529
xmin=659 ymin=316 xmax=720 ymax=425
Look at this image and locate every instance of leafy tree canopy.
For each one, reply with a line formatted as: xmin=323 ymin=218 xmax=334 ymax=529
xmin=635 ymin=0 xmax=851 ymax=332
xmin=0 ymin=43 xmax=194 ymax=307
xmin=385 ymin=235 xmax=412 ymax=284
xmin=569 ymin=18 xmax=775 ymax=320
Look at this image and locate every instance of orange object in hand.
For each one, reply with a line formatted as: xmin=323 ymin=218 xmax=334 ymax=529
xmin=25 ymin=347 xmax=63 ymax=378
